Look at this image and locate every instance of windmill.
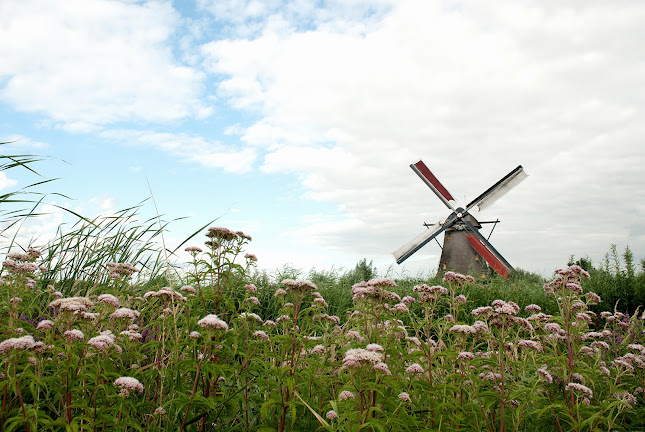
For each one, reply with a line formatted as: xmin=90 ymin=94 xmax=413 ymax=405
xmin=393 ymin=160 xmax=528 ymax=278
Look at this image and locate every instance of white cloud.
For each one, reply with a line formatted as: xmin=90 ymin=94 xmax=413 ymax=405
xmin=1 ymin=135 xmax=49 ymax=150
xmin=0 ymin=0 xmax=207 ymax=130
xmin=201 ymin=0 xmax=645 ymax=274
xmin=0 ymin=172 xmax=18 ymax=191
xmin=102 ymin=129 xmax=258 ymax=174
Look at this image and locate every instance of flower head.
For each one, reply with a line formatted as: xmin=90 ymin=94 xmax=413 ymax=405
xmin=114 ymin=376 xmax=144 ymax=396
xmin=565 ymin=382 xmax=593 ymax=398
xmin=281 ymin=279 xmax=317 ymax=293
xmin=339 ymin=390 xmax=355 ymax=400
xmin=197 ymin=314 xmax=229 ymax=331
xmin=405 ymin=363 xmax=424 ymax=374
xmin=97 ymin=294 xmax=120 ymax=308
xmin=325 ymin=410 xmax=339 ymax=420
xmin=110 ymin=308 xmax=140 ymax=321
xmin=0 ymin=335 xmax=36 ymax=354
xmin=398 ymin=392 xmax=411 ymax=402
xmin=64 ymin=329 xmax=85 ymax=341
xmin=36 ymin=320 xmax=55 ymax=330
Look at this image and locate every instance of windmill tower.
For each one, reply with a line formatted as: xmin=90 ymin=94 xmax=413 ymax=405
xmin=393 ymin=160 xmax=528 ymax=278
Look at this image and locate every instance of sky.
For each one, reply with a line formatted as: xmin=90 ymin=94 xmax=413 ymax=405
xmin=1 ymin=0 xmax=644 ymax=278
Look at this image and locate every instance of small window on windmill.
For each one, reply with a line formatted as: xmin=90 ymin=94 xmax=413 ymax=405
xmin=475 ymin=255 xmax=479 ymax=261
xmin=443 ymin=263 xmax=447 ymax=270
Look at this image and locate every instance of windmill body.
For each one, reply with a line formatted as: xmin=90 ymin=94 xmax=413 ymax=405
xmin=393 ymin=160 xmax=527 ymax=278
xmin=438 ymin=215 xmax=488 ymax=277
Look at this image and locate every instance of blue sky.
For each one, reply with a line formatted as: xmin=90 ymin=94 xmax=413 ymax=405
xmin=1 ymin=0 xmax=644 ymax=276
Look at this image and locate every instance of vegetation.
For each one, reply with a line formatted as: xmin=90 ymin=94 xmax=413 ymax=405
xmin=1 ymin=145 xmax=645 ymax=431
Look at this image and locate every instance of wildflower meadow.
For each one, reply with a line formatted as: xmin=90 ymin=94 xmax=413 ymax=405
xmin=2 ymin=146 xmax=645 ymax=431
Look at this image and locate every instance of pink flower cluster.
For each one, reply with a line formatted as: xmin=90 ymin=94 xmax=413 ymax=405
xmin=442 ymin=271 xmax=475 ymax=287
xmin=97 ymin=294 xmax=120 ymax=308
xmin=114 ymin=376 xmax=144 ymax=396
xmin=413 ymin=284 xmax=448 ymax=302
xmin=342 ymin=347 xmax=384 ymax=369
xmin=0 ymin=335 xmax=36 ymax=353
xmin=351 ymin=279 xmax=400 ymax=303
xmin=281 ymin=279 xmax=317 ymax=293
xmin=110 ymin=307 xmax=140 ymax=320
xmin=105 ymin=262 xmax=138 ymax=280
xmin=197 ymin=314 xmax=229 ymax=331
xmin=143 ymin=287 xmax=186 ymax=303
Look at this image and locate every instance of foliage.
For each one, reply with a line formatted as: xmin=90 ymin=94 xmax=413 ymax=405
xmin=2 ymin=227 xmax=645 ymax=431
xmin=569 ymin=244 xmax=645 ymax=316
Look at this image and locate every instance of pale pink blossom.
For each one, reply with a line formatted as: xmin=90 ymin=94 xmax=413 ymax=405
xmin=494 ymin=300 xmax=520 ymax=315
xmin=253 ymin=330 xmax=269 ymax=341
xmin=240 ymin=312 xmax=263 ymax=323
xmin=281 ymin=279 xmax=317 ymax=292
xmin=406 ymin=336 xmax=421 ymax=346
xmin=536 ymin=366 xmax=553 ymax=384
xmin=565 ymin=383 xmax=593 ymax=398
xmin=180 ymin=285 xmax=196 ymax=293
xmin=449 ymin=324 xmax=477 ymax=335
xmin=120 ymin=330 xmax=142 ymax=341
xmin=346 ymin=330 xmax=365 ymax=342
xmin=97 ymin=294 xmax=120 ymax=308
xmin=613 ymin=392 xmax=637 ymax=409
xmin=110 ymin=308 xmax=140 ymax=320
xmin=36 ymin=320 xmax=55 ymax=330
xmin=245 ymin=296 xmax=261 ymax=306
xmin=311 ymin=344 xmax=326 ymax=354
xmin=405 ymin=363 xmax=424 ymax=374
xmin=114 ymin=376 xmax=144 ymax=396
xmin=479 ymin=372 xmax=503 ymax=381
xmin=0 ymin=335 xmax=35 ymax=353
xmin=398 ymin=392 xmax=411 ymax=402
xmin=325 ymin=410 xmax=339 ymax=420
xmin=87 ymin=334 xmax=116 ymax=351
xmin=154 ymin=407 xmax=166 ymax=415
xmin=401 ymin=296 xmax=416 ymax=304
xmin=525 ymin=304 xmax=541 ymax=313
xmin=373 ymin=362 xmax=392 ymax=375
xmin=64 ymin=329 xmax=85 ymax=341
xmin=49 ymin=297 xmax=94 ymax=312
xmin=517 ymin=340 xmax=542 ymax=352
xmin=339 ymin=390 xmax=355 ymax=400
xmin=457 ymin=351 xmax=475 ymax=360
xmin=197 ymin=314 xmax=228 ymax=331
xmin=591 ymin=341 xmax=610 ymax=351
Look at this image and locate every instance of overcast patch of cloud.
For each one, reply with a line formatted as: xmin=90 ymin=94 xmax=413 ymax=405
xmin=202 ymin=0 xmax=645 ymax=273
xmin=0 ymin=0 xmax=208 ymax=131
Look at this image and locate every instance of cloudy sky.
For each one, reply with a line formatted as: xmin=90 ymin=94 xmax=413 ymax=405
xmin=1 ymin=0 xmax=643 ymax=277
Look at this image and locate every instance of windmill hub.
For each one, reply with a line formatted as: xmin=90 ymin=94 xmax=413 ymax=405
xmin=393 ymin=160 xmax=528 ymax=279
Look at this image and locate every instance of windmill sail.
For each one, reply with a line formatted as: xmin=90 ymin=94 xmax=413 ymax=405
xmin=466 ymin=166 xmax=527 ymax=214
xmin=411 ymin=160 xmax=458 ymax=210
xmin=393 ymin=222 xmax=447 ymax=264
